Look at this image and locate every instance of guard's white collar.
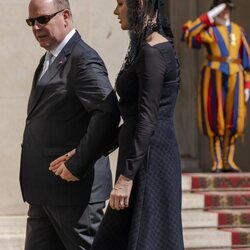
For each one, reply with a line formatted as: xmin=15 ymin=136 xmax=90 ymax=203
xmin=215 ymin=17 xmax=230 ymax=26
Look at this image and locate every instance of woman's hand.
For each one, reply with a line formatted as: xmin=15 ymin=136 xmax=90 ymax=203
xmin=49 ymin=149 xmax=79 ymax=182
xmin=49 ymin=149 xmax=76 ymax=171
xmin=110 ymin=175 xmax=133 ymax=211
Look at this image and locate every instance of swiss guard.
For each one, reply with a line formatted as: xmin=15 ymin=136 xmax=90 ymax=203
xmin=182 ymin=0 xmax=250 ymax=172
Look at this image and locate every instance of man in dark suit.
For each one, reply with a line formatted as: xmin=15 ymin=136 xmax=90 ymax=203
xmin=20 ymin=0 xmax=120 ymax=249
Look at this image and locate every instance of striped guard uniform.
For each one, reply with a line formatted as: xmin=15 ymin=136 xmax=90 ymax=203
xmin=182 ymin=13 xmax=250 ymax=172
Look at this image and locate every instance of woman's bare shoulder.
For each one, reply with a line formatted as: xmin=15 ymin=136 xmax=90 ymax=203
xmin=146 ymin=32 xmax=168 ymax=47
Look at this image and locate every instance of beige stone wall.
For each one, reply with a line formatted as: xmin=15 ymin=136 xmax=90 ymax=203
xmin=0 ymin=0 xmax=128 ymax=215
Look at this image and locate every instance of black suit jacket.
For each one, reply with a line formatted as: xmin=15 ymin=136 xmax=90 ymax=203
xmin=20 ymin=32 xmax=120 ymax=206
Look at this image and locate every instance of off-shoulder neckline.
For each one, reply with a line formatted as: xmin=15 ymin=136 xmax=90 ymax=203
xmin=144 ymin=41 xmax=169 ymax=48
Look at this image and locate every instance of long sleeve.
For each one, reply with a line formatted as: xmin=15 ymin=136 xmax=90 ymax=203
xmin=65 ymin=55 xmax=120 ymax=178
xmin=121 ymin=46 xmax=166 ymax=179
xmin=182 ymin=13 xmax=215 ymax=48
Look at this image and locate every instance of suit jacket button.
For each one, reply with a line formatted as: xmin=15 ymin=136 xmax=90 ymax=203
xmin=26 ymin=120 xmax=30 ymax=125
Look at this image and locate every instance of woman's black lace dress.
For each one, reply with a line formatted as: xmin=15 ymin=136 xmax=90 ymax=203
xmin=92 ymin=41 xmax=184 ymax=250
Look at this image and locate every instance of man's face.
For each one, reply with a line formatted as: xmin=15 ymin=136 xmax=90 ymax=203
xmin=28 ymin=0 xmax=68 ymax=51
xmin=218 ymin=6 xmax=231 ymax=20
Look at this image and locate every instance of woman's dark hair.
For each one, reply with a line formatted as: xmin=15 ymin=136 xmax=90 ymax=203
xmin=126 ymin=0 xmax=173 ymax=42
xmin=117 ymin=0 xmax=180 ymax=80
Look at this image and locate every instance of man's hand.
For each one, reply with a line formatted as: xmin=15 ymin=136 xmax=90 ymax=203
xmin=207 ymin=3 xmax=227 ymax=22
xmin=49 ymin=149 xmax=79 ymax=182
xmin=109 ymin=175 xmax=133 ymax=211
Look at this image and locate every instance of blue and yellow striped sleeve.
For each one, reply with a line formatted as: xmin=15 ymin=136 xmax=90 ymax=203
xmin=182 ymin=13 xmax=215 ymax=49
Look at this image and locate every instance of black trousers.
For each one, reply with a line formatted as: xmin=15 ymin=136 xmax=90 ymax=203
xmin=25 ymin=202 xmax=105 ymax=250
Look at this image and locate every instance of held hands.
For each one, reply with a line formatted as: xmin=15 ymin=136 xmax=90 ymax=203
xmin=110 ymin=175 xmax=133 ymax=211
xmin=49 ymin=149 xmax=79 ymax=182
xmin=207 ymin=3 xmax=227 ymax=22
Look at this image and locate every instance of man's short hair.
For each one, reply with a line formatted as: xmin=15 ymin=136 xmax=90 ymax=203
xmin=53 ymin=0 xmax=71 ymax=10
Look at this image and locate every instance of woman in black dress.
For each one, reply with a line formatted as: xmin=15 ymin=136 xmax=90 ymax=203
xmin=91 ymin=0 xmax=184 ymax=249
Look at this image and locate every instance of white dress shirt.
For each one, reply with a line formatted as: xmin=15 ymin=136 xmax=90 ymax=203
xmin=39 ymin=29 xmax=76 ymax=80
xmin=49 ymin=28 xmax=76 ymax=63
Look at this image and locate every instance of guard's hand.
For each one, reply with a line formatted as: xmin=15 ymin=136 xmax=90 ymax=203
xmin=109 ymin=175 xmax=133 ymax=211
xmin=245 ymin=89 xmax=250 ymax=102
xmin=207 ymin=3 xmax=227 ymax=21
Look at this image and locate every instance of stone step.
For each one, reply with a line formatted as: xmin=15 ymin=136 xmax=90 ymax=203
xmin=184 ymin=228 xmax=232 ymax=249
xmin=233 ymin=248 xmax=250 ymax=250
xmin=182 ymin=210 xmax=218 ymax=229
xmin=222 ymin=228 xmax=250 ymax=248
xmin=202 ymin=191 xmax=250 ymax=209
xmin=0 ymin=235 xmax=25 ymax=250
xmin=185 ymin=248 xmax=250 ymax=250
xmin=0 ymin=216 xmax=26 ymax=234
xmin=0 ymin=216 xmax=26 ymax=250
xmin=182 ymin=174 xmax=250 ymax=249
xmin=182 ymin=174 xmax=192 ymax=192
xmin=183 ymin=209 xmax=250 ymax=230
xmin=211 ymin=209 xmax=250 ymax=228
xmin=183 ymin=191 xmax=250 ymax=210
xmin=184 ymin=227 xmax=250 ymax=248
xmin=186 ymin=248 xmax=231 ymax=250
xmin=182 ymin=193 xmax=204 ymax=210
xmin=182 ymin=191 xmax=250 ymax=210
xmin=182 ymin=173 xmax=250 ymax=192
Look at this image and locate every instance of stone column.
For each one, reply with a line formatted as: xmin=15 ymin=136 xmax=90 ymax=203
xmin=169 ymin=0 xmax=201 ymax=172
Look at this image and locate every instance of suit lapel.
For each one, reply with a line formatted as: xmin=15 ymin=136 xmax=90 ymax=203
xmin=27 ymin=55 xmax=45 ymax=114
xmin=27 ymin=32 xmax=81 ymax=118
xmin=27 ymin=53 xmax=68 ymax=116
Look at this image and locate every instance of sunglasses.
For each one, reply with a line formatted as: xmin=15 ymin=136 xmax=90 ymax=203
xmin=26 ymin=9 xmax=65 ymax=27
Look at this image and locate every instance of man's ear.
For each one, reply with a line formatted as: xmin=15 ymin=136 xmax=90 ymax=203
xmin=63 ymin=9 xmax=71 ymax=27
